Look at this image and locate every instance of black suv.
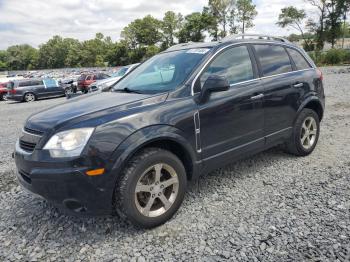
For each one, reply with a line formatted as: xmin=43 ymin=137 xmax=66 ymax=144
xmin=14 ymin=35 xmax=325 ymax=228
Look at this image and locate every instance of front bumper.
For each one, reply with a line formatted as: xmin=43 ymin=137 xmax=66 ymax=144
xmin=14 ymin=141 xmax=115 ymax=216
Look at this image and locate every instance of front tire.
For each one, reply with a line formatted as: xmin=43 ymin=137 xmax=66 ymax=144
xmin=115 ymin=148 xmax=187 ymax=228
xmin=285 ymin=108 xmax=320 ymax=156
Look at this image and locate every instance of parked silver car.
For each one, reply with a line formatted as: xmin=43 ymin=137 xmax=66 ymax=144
xmin=89 ymin=63 xmax=140 ymax=92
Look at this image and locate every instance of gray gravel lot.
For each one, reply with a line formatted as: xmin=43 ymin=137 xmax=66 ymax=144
xmin=0 ymin=67 xmax=350 ymax=261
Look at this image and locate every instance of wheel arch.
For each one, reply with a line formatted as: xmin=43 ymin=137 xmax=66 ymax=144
xmin=297 ymin=97 xmax=324 ymax=122
xmin=23 ymin=91 xmax=36 ymax=101
xmin=110 ymin=125 xmax=199 ymax=183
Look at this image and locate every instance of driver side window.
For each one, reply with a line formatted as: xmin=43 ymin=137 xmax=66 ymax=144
xmin=200 ymin=45 xmax=254 ymax=88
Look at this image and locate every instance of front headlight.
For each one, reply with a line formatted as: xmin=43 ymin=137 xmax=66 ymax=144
xmin=43 ymin=128 xmax=94 ymax=158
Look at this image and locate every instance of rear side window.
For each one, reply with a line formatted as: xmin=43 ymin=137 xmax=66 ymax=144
xmin=254 ymin=45 xmax=292 ymax=76
xmin=30 ymin=80 xmax=43 ymax=86
xmin=287 ymin=48 xmax=312 ymax=70
xmin=200 ymin=45 xmax=254 ymax=86
xmin=18 ymin=81 xmax=32 ymax=87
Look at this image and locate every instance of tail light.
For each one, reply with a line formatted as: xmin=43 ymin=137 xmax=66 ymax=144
xmin=316 ymin=68 xmax=323 ymax=81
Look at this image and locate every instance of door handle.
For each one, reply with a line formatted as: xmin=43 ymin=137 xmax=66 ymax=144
xmin=250 ymin=94 xmax=264 ymax=100
xmin=293 ymin=83 xmax=304 ymax=88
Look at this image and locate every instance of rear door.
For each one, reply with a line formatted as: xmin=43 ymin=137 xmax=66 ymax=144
xmin=43 ymin=79 xmax=63 ymax=96
xmin=30 ymin=80 xmax=46 ymax=98
xmin=198 ymin=44 xmax=265 ymax=168
xmin=253 ymin=44 xmax=299 ymax=145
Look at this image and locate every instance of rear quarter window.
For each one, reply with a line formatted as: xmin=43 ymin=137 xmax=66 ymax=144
xmin=287 ymin=48 xmax=312 ymax=70
xmin=254 ymin=45 xmax=293 ymax=77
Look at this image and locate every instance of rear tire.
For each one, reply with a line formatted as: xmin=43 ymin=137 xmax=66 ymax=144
xmin=0 ymin=93 xmax=4 ymax=101
xmin=114 ymin=148 xmax=187 ymax=228
xmin=24 ymin=93 xmax=36 ymax=102
xmin=285 ymin=109 xmax=320 ymax=156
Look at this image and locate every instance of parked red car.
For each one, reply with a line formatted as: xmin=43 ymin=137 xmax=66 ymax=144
xmin=0 ymin=82 xmax=9 ymax=101
xmin=77 ymin=73 xmax=110 ymax=93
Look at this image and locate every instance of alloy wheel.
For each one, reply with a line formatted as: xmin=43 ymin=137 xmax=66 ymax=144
xmin=25 ymin=93 xmax=35 ymax=102
xmin=300 ymin=116 xmax=317 ymax=149
xmin=135 ymin=163 xmax=179 ymax=217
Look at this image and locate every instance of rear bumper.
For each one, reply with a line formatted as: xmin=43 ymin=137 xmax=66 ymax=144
xmin=14 ymin=141 xmax=115 ymax=216
xmin=6 ymin=93 xmax=23 ymax=101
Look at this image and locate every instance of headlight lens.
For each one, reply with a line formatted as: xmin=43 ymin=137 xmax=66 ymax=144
xmin=43 ymin=128 xmax=94 ymax=158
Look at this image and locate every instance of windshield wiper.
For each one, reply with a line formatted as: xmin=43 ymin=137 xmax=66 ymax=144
xmin=114 ymin=87 xmax=142 ymax=94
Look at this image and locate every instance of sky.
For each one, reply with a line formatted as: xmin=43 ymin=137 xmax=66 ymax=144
xmin=0 ymin=0 xmax=317 ymax=49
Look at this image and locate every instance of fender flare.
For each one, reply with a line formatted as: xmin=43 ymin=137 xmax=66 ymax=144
xmin=295 ymin=96 xmax=324 ymax=123
xmin=109 ymin=125 xmax=199 ymax=182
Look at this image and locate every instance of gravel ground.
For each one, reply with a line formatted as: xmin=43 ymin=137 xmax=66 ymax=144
xmin=0 ymin=67 xmax=349 ymax=261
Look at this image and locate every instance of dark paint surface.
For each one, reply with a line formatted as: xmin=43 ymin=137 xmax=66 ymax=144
xmin=14 ymin=40 xmax=325 ymax=215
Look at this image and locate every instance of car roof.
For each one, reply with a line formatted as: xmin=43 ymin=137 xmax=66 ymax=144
xmin=164 ymin=35 xmax=298 ymax=53
xmin=12 ymin=78 xmax=43 ymax=83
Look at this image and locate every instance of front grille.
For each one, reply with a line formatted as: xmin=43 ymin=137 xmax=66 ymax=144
xmin=19 ymin=140 xmax=36 ymax=152
xmin=19 ymin=126 xmax=44 ymax=153
xmin=19 ymin=170 xmax=31 ymax=184
xmin=23 ymin=127 xmax=44 ymax=136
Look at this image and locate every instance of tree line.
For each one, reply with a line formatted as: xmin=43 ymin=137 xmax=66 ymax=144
xmin=277 ymin=0 xmax=350 ymax=50
xmin=1 ymin=0 xmax=349 ymax=71
xmin=0 ymin=0 xmax=257 ymax=71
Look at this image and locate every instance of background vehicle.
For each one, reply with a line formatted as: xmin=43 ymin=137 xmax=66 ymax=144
xmin=77 ymin=73 xmax=110 ymax=93
xmin=14 ymin=35 xmax=325 ymax=228
xmin=6 ymin=79 xmax=66 ymax=102
xmin=60 ymin=79 xmax=77 ymax=94
xmin=88 ymin=64 xmax=140 ymax=92
xmin=0 ymin=82 xmax=8 ymax=100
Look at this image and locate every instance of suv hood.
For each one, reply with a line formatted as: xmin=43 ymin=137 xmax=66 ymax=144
xmin=26 ymin=92 xmax=167 ymax=132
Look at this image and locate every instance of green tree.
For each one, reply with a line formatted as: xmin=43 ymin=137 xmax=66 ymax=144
xmin=236 ymin=0 xmax=257 ymax=33
xmin=324 ymin=0 xmax=349 ymax=48
xmin=6 ymin=44 xmax=38 ymax=70
xmin=178 ymin=12 xmax=211 ymax=43
xmin=105 ymin=40 xmax=129 ymax=66
xmin=38 ymin=36 xmax=69 ymax=68
xmin=307 ymin=0 xmax=327 ymax=50
xmin=162 ymin=11 xmax=183 ymax=48
xmin=277 ymin=7 xmax=313 ymax=50
xmin=80 ymin=33 xmax=113 ymax=67
xmin=0 ymin=50 xmax=7 ymax=71
xmin=208 ymin=0 xmax=236 ymax=38
xmin=64 ymin=38 xmax=83 ymax=68
xmin=121 ymin=15 xmax=162 ymax=47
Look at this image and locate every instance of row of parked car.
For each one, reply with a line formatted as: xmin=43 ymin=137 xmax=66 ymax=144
xmin=0 ymin=63 xmax=139 ymax=102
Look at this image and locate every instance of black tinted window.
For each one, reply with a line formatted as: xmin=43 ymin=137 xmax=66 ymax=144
xmin=254 ymin=45 xmax=292 ymax=76
xmin=200 ymin=45 xmax=254 ymax=86
xmin=287 ymin=48 xmax=311 ymax=70
xmin=31 ymin=80 xmax=43 ymax=86
xmin=18 ymin=81 xmax=32 ymax=87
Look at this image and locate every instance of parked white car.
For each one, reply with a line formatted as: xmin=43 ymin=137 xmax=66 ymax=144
xmin=89 ymin=63 xmax=140 ymax=92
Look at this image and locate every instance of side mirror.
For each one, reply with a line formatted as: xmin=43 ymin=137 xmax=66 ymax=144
xmin=196 ymin=75 xmax=230 ymax=104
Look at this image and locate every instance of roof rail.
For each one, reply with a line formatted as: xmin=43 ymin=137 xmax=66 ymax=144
xmin=223 ymin=34 xmax=290 ymax=43
xmin=166 ymin=42 xmax=195 ymax=51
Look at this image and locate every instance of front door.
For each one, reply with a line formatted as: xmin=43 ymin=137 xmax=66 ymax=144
xmin=196 ymin=44 xmax=265 ymax=168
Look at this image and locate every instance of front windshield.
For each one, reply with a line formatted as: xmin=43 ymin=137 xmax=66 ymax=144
xmin=112 ymin=48 xmax=211 ymax=94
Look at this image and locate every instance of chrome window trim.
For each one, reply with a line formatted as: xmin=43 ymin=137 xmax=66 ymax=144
xmin=191 ymin=41 xmax=315 ymax=96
